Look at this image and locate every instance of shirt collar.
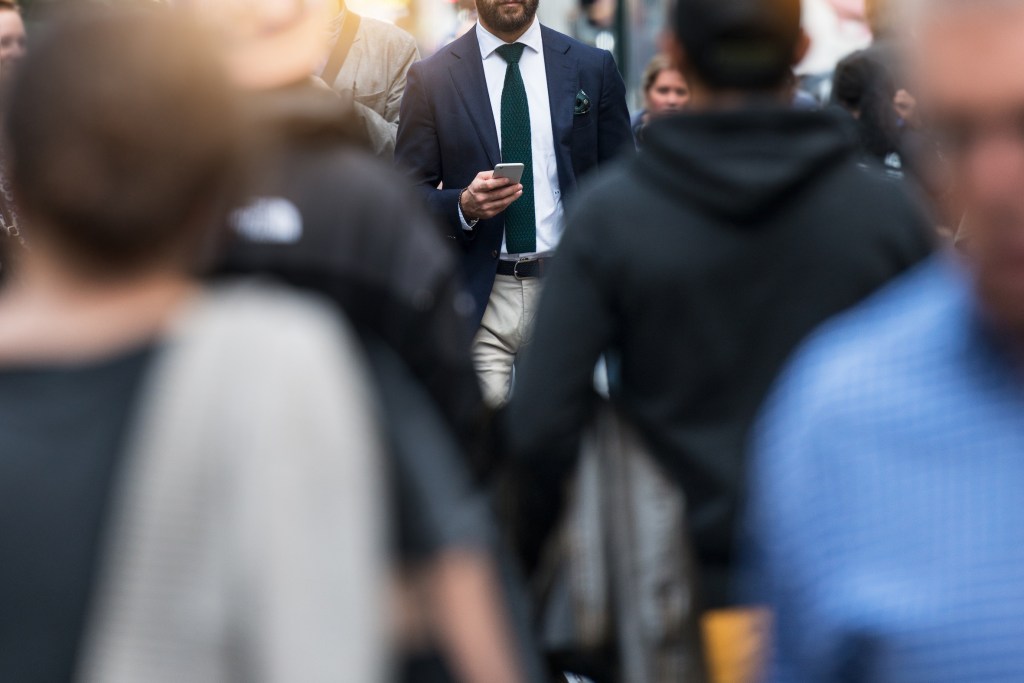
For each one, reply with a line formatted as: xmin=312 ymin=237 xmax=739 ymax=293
xmin=476 ymin=17 xmax=543 ymax=60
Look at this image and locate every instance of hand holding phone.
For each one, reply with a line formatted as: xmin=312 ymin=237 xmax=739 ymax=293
xmin=459 ymin=166 xmax=525 ymax=222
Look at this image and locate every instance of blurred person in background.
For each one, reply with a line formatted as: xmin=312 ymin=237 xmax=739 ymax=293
xmin=786 ymin=69 xmax=820 ymax=110
xmin=319 ymin=0 xmax=419 ymax=157
xmin=830 ymin=49 xmax=905 ymax=177
xmin=507 ymin=0 xmax=932 ymax=678
xmin=0 ymin=0 xmax=25 ymax=84
xmin=865 ymin=0 xmax=912 ymax=124
xmin=862 ymin=0 xmax=957 ymax=230
xmin=0 ymin=161 xmax=22 ymax=282
xmin=395 ymin=0 xmax=633 ymax=408
xmin=745 ymin=0 xmax=1024 ymax=679
xmin=0 ymin=0 xmax=25 ymax=280
xmin=632 ymin=53 xmax=690 ymax=145
xmin=190 ymin=2 xmax=543 ymax=682
xmin=864 ymin=0 xmax=959 ymax=238
xmin=0 ymin=8 xmax=387 ymax=682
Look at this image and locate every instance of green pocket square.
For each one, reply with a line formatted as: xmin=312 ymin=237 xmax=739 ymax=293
xmin=574 ymin=90 xmax=591 ymax=115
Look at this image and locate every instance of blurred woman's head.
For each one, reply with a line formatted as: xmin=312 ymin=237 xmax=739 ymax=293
xmin=4 ymin=9 xmax=240 ymax=280
xmin=831 ymin=50 xmax=901 ymax=162
xmin=642 ymin=54 xmax=690 ymax=117
xmin=0 ymin=0 xmax=26 ymax=83
xmin=185 ymin=0 xmax=334 ymax=90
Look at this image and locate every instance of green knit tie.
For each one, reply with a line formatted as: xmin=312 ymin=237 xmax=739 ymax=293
xmin=496 ymin=42 xmax=536 ymax=254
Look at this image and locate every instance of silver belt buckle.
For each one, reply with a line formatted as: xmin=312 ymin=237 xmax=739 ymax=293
xmin=513 ymin=256 xmax=537 ymax=281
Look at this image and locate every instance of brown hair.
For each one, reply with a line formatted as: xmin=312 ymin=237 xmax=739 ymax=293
xmin=642 ymin=54 xmax=675 ymax=94
xmin=5 ymin=8 xmax=241 ymax=276
xmin=0 ymin=1 xmax=19 ymax=11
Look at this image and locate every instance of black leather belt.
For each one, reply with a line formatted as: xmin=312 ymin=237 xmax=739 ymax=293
xmin=497 ymin=257 xmax=552 ymax=280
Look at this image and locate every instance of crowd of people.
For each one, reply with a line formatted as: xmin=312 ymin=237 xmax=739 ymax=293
xmin=1 ymin=0 xmax=1023 ymax=681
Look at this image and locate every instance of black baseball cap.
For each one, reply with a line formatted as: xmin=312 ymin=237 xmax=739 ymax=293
xmin=673 ymin=0 xmax=802 ymax=90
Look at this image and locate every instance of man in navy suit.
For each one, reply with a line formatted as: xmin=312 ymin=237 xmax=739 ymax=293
xmin=396 ymin=0 xmax=632 ymax=407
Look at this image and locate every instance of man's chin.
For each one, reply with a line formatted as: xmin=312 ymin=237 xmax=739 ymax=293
xmin=482 ymin=1 xmax=535 ymax=32
xmin=499 ymin=7 xmax=527 ymax=23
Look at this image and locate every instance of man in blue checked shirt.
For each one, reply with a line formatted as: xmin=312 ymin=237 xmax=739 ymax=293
xmin=745 ymin=1 xmax=1024 ymax=680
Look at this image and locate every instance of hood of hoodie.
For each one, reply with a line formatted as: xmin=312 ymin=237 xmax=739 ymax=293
xmin=636 ymin=106 xmax=858 ymax=225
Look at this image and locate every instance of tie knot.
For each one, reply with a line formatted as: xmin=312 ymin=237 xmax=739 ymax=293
xmin=496 ymin=42 xmax=526 ymax=65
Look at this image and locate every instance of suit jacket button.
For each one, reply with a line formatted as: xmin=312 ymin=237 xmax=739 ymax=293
xmin=491 ymin=250 xmax=499 ymax=259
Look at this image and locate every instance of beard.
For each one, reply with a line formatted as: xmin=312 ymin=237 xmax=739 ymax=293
xmin=477 ymin=0 xmax=539 ymax=35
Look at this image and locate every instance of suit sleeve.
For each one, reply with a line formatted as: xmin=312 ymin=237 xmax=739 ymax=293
xmin=597 ymin=50 xmax=636 ymax=162
xmin=395 ymin=62 xmax=469 ymax=242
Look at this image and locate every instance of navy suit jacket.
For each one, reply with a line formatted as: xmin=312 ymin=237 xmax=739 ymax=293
xmin=395 ymin=25 xmax=633 ymax=327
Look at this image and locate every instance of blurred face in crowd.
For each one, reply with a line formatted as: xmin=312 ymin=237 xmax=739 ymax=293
xmin=645 ymin=68 xmax=690 ymax=117
xmin=914 ymin=1 xmax=1024 ymax=337
xmin=190 ymin=0 xmax=331 ymax=90
xmin=476 ymin=0 xmax=539 ymax=38
xmin=197 ymin=0 xmax=305 ymax=40
xmin=0 ymin=8 xmax=26 ymax=80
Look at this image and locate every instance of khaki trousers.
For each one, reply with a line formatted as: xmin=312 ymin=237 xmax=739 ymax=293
xmin=472 ymin=274 xmax=545 ymax=408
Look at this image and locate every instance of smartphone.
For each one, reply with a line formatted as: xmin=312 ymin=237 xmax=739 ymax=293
xmin=493 ymin=163 xmax=525 ymax=184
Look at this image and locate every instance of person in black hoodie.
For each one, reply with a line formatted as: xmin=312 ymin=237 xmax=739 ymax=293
xmin=506 ymin=0 xmax=934 ymax=614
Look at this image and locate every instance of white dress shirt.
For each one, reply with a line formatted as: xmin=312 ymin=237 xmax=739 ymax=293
xmin=460 ymin=19 xmax=564 ymax=257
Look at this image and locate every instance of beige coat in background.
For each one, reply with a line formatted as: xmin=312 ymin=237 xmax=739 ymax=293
xmin=328 ymin=11 xmax=420 ymax=157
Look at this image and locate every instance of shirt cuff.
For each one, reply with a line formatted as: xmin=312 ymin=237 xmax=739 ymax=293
xmin=457 ymin=197 xmax=478 ymax=231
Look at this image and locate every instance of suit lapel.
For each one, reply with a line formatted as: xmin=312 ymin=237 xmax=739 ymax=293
xmin=541 ymin=26 xmax=578 ymax=193
xmin=447 ymin=29 xmax=501 ymax=168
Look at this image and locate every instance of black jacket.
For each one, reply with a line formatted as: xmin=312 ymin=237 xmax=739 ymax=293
xmin=506 ymin=106 xmax=934 ymax=609
xmin=216 ymin=84 xmax=490 ymax=477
